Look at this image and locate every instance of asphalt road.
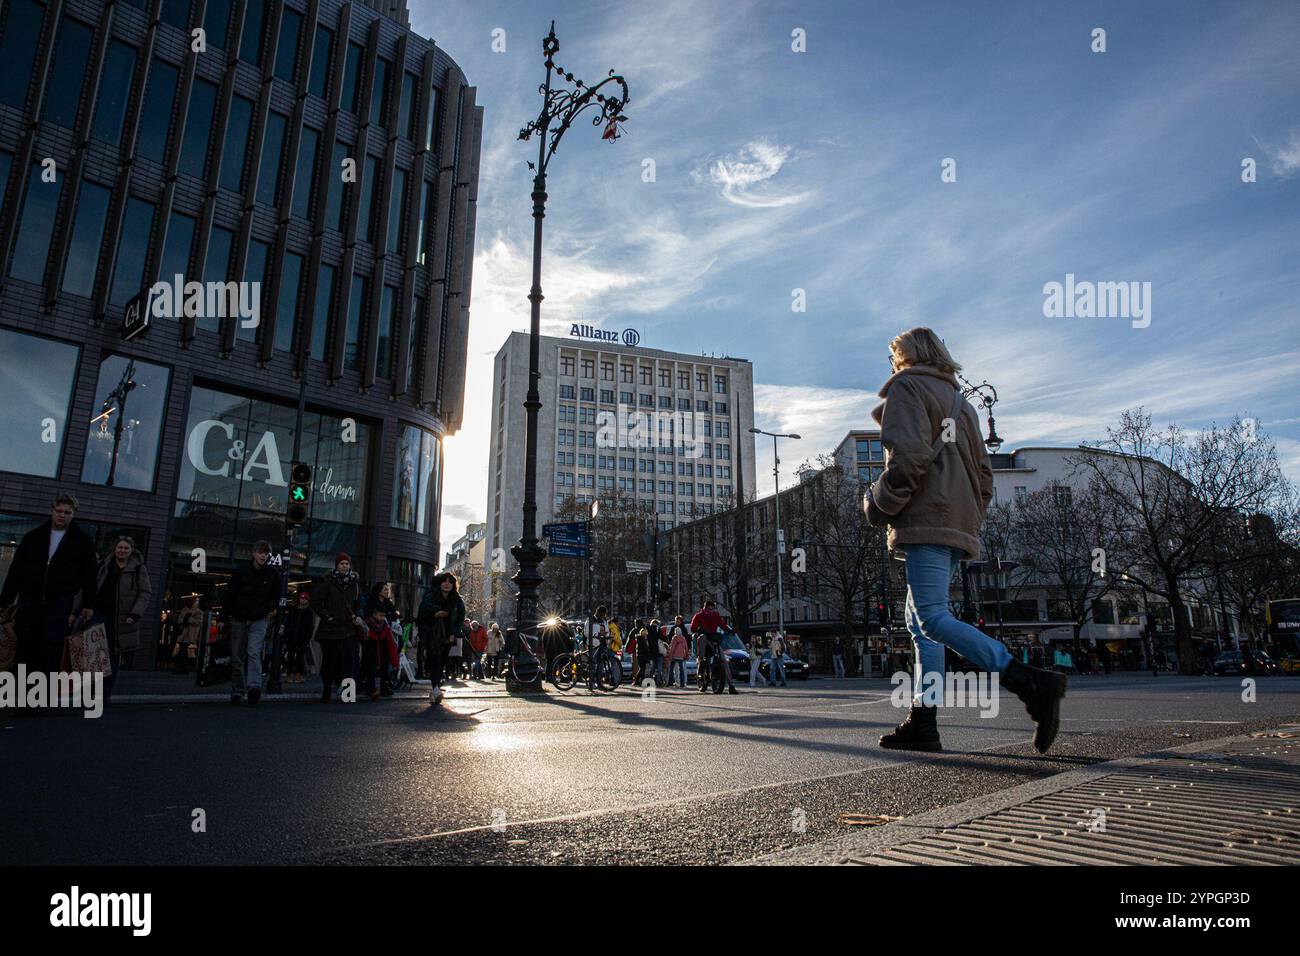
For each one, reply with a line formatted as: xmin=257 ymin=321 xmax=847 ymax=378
xmin=3 ymin=674 xmax=1298 ymax=865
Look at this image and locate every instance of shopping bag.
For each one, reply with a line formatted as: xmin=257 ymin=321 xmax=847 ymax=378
xmin=197 ymin=635 xmax=233 ymax=687
xmin=62 ymin=622 xmax=112 ymax=675
xmin=0 ymin=606 xmax=16 ymax=673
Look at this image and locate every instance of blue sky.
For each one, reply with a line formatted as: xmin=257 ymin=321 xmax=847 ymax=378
xmin=413 ymin=0 xmax=1300 ymax=547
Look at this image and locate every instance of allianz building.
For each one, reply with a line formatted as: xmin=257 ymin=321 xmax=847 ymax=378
xmin=0 ymin=0 xmax=482 ymax=657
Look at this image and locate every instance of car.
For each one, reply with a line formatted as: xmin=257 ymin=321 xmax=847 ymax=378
xmin=759 ymin=653 xmax=811 ymax=681
xmin=1213 ymin=650 xmax=1280 ymax=676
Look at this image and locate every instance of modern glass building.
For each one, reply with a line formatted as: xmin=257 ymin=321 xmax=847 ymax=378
xmin=0 ymin=0 xmax=483 ymax=649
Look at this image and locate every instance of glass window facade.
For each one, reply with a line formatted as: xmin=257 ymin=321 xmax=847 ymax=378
xmin=356 ymin=154 xmax=378 ymax=242
xmin=273 ymin=251 xmax=304 ymax=353
xmin=173 ymin=386 xmax=372 ymax=574
xmin=109 ymin=197 xmax=156 ymax=306
xmin=219 ymin=94 xmax=254 ymax=193
xmin=387 ymin=167 xmax=407 ymax=253
xmin=239 ymin=0 xmax=266 ymax=65
xmin=81 ymin=355 xmax=171 ymax=491
xmin=308 ymin=25 xmax=333 ymax=99
xmin=137 ymin=59 xmax=180 ymax=164
xmin=161 ymin=0 xmax=190 ymax=29
xmin=199 ymin=224 xmax=235 ymax=333
xmin=202 ymin=0 xmax=232 ymax=49
xmin=158 ymin=211 xmax=197 ymax=299
xmin=179 ymin=78 xmax=218 ymax=180
xmin=239 ymin=239 xmax=270 ymax=343
xmin=342 ymin=41 xmax=364 ymax=113
xmin=273 ymin=7 xmax=301 ymax=83
xmin=256 ymin=111 xmax=288 ymax=206
xmin=376 ymin=285 xmax=395 ymax=379
xmin=291 ymin=126 xmax=319 ymax=220
xmin=43 ymin=18 xmax=94 ymax=129
xmin=0 ymin=330 xmax=80 ymax=479
xmin=325 ymin=139 xmax=349 ymax=232
xmin=398 ymin=72 xmax=417 ymax=140
xmin=91 ymin=40 xmax=137 ymax=146
xmin=0 ymin=0 xmax=44 ymax=110
xmin=62 ymin=180 xmax=113 ymax=297
xmin=10 ymin=162 xmax=62 ymax=284
xmin=311 ymin=263 xmax=336 ymax=361
xmin=391 ymin=424 xmax=440 ymax=536
xmin=344 ymin=274 xmax=366 ymax=370
xmin=370 ymin=57 xmax=390 ymax=127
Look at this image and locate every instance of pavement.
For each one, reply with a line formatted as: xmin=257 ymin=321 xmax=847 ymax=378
xmin=3 ymin=673 xmax=1298 ymax=865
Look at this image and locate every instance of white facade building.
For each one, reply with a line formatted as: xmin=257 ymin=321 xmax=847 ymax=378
xmin=484 ymin=330 xmax=757 ymax=625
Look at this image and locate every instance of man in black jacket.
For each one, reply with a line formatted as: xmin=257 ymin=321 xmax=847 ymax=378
xmin=0 ymin=493 xmax=99 ymax=677
xmin=225 ymin=540 xmax=281 ymax=706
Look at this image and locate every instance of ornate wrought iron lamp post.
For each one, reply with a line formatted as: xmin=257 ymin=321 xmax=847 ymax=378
xmin=510 ymin=23 xmax=629 ymax=675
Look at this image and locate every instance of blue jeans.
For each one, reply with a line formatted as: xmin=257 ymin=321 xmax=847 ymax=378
xmin=669 ymin=659 xmax=686 ymax=686
xmin=229 ymin=619 xmax=268 ymax=695
xmin=769 ymin=655 xmax=786 ymax=686
xmin=903 ymin=544 xmax=1012 ymax=701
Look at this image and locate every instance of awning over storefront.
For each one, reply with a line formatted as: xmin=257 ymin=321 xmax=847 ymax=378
xmin=1040 ymin=624 xmax=1142 ymax=643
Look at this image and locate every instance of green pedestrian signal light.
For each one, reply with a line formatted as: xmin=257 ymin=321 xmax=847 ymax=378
xmin=287 ymin=462 xmax=313 ymax=527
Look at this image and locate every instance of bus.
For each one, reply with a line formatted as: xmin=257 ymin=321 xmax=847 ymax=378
xmin=1266 ymin=599 xmax=1300 ymax=656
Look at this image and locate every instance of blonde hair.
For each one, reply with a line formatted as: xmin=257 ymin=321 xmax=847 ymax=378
xmin=889 ymin=327 xmax=962 ymax=374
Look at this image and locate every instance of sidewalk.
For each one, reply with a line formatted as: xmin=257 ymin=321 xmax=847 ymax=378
xmin=110 ymin=669 xmax=511 ymax=702
xmin=750 ymin=725 xmax=1300 ymax=865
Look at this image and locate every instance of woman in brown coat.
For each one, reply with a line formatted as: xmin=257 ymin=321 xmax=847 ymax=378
xmin=866 ymin=328 xmax=1066 ymax=753
xmin=94 ymin=536 xmax=153 ymax=699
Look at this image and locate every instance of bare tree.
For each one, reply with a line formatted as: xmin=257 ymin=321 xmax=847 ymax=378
xmin=1071 ymin=408 xmax=1286 ymax=673
xmin=784 ymin=455 xmax=886 ymax=641
xmin=1010 ymin=483 xmax=1113 ymax=638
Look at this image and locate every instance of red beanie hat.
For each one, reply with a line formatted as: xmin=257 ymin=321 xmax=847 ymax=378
xmin=335 ymin=552 xmax=352 ymax=567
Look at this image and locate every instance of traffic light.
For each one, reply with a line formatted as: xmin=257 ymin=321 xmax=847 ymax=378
xmin=977 ymin=615 xmax=986 ymax=629
xmin=287 ymin=462 xmax=312 ymax=527
xmin=876 ymin=602 xmax=888 ymax=627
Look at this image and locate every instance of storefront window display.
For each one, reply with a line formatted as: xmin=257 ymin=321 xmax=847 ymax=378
xmin=81 ymin=355 xmax=171 ymax=491
xmin=0 ymin=329 xmax=80 ymax=479
xmin=391 ymin=423 xmax=440 ymax=536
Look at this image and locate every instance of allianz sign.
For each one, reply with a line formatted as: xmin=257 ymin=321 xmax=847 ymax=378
xmin=569 ymin=324 xmax=641 ymax=347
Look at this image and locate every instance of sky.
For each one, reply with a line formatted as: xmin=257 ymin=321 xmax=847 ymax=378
xmin=409 ymin=0 xmax=1300 ymax=553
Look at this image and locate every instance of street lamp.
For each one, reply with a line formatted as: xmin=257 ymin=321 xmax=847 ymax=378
xmin=511 ymin=23 xmax=629 ymax=664
xmin=750 ymin=428 xmax=800 ymax=639
xmin=958 ymin=374 xmax=1003 ymax=453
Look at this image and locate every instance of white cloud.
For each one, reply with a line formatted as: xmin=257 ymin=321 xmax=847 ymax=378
xmin=1259 ymin=128 xmax=1300 ymax=178
xmin=697 ymin=139 xmax=814 ymax=208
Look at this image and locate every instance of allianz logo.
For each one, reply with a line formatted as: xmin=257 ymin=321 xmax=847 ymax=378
xmin=569 ymin=323 xmax=640 ymax=347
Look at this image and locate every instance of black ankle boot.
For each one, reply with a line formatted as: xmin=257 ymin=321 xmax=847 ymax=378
xmin=879 ymin=703 xmax=942 ymax=751
xmin=1001 ymin=659 xmax=1067 ymax=753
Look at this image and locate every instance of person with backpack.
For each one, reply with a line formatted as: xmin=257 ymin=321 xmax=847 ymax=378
xmin=690 ymin=599 xmax=736 ymax=695
xmin=417 ymin=572 xmax=465 ymax=704
xmin=310 ymin=553 xmax=364 ymax=703
xmin=867 ymin=327 xmax=1066 ymax=753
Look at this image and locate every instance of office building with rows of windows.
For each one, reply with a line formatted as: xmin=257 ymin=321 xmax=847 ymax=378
xmin=484 ymin=330 xmax=757 ymax=625
xmin=0 ymin=0 xmax=483 ymax=647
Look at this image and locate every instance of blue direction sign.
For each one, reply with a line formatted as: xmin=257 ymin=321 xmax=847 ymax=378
xmin=546 ymin=542 xmax=589 ymax=559
xmin=543 ymin=521 xmax=589 ymax=544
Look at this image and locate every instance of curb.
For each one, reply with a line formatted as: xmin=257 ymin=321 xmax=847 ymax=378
xmin=744 ymin=724 xmax=1300 ymax=865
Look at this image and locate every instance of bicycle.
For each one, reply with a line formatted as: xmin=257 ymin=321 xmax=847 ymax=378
xmin=509 ymin=631 xmax=546 ymax=685
xmin=551 ymin=642 xmax=620 ymax=691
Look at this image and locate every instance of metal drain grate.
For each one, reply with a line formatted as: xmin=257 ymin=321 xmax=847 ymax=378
xmin=846 ymin=737 xmax=1300 ymax=866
